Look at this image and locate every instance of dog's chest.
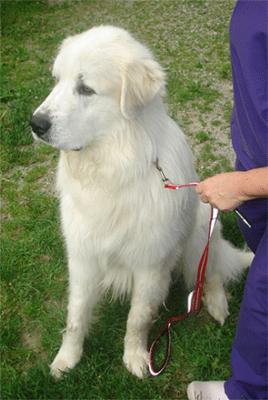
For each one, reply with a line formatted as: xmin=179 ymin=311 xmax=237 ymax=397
xmin=57 ymin=152 xmax=196 ymax=272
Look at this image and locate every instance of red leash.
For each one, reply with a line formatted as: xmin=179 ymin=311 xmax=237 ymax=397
xmin=149 ymin=161 xmax=219 ymax=377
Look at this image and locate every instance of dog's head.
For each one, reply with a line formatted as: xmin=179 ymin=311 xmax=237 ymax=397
xmin=30 ymin=25 xmax=165 ymax=151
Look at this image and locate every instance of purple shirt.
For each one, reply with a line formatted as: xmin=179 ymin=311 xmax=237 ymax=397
xmin=230 ymin=0 xmax=268 ymax=171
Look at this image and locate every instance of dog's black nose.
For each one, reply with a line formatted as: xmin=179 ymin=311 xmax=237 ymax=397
xmin=30 ymin=113 xmax=51 ymax=137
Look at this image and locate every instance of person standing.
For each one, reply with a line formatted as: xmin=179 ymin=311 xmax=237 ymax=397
xmin=187 ymin=1 xmax=268 ymax=399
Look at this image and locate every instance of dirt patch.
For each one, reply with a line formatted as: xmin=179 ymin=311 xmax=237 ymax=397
xmin=21 ymin=326 xmax=42 ymax=351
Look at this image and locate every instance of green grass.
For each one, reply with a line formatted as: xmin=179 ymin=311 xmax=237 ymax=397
xmin=1 ymin=0 xmax=248 ymax=399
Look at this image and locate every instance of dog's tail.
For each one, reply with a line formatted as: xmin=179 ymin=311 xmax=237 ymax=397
xmin=237 ymin=248 xmax=254 ymax=270
xmin=209 ymin=232 xmax=253 ymax=283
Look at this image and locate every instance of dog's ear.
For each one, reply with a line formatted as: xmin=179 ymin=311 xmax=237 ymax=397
xmin=120 ymin=59 xmax=165 ymax=119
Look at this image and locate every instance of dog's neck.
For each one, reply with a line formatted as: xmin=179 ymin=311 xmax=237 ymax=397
xmin=60 ymin=127 xmax=156 ymax=189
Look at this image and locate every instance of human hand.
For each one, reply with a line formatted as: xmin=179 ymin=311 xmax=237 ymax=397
xmin=195 ymin=171 xmax=246 ymax=211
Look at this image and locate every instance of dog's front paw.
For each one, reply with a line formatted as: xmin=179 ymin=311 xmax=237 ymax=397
xmin=50 ymin=346 xmax=82 ymax=380
xmin=50 ymin=357 xmax=71 ymax=380
xmin=123 ymin=347 xmax=149 ymax=379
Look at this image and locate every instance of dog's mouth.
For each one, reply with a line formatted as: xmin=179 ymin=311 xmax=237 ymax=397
xmin=32 ymin=131 xmax=51 ymax=145
xmin=32 ymin=131 xmax=83 ymax=152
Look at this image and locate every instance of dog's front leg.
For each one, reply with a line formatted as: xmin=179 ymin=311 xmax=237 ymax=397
xmin=123 ymin=266 xmax=171 ymax=379
xmin=50 ymin=255 xmax=101 ymax=379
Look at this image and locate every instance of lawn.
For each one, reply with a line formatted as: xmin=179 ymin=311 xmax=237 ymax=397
xmin=1 ymin=1 xmax=247 ymax=399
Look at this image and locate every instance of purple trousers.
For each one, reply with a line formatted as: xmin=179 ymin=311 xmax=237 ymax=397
xmin=225 ymin=200 xmax=268 ymax=400
xmin=224 ymin=2 xmax=267 ymax=397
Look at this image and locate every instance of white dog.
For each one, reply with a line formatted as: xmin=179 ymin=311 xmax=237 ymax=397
xmin=30 ymin=26 xmax=252 ymax=379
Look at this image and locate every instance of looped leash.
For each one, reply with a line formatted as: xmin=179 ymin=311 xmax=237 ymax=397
xmin=149 ymin=160 xmax=219 ymax=376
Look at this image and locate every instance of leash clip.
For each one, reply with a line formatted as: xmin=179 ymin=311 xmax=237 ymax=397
xmin=155 ymin=158 xmax=169 ymax=183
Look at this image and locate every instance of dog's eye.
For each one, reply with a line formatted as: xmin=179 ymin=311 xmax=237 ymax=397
xmin=77 ymin=84 xmax=96 ymax=96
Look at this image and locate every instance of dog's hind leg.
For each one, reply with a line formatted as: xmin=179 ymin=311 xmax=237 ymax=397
xmin=202 ymin=273 xmax=230 ymax=325
xmin=123 ymin=264 xmax=172 ymax=379
xmin=50 ymin=255 xmax=101 ymax=379
xmin=182 ymin=203 xmax=252 ymax=325
xmin=202 ymin=230 xmax=252 ymax=325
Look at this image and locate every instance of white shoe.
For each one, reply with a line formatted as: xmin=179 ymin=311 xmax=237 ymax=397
xmin=187 ymin=381 xmax=229 ymax=400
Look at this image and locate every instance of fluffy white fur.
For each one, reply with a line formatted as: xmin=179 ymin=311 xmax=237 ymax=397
xmin=32 ymin=26 xmax=252 ymax=379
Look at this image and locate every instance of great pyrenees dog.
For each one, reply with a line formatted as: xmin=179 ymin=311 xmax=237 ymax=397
xmin=30 ymin=25 xmax=251 ymax=379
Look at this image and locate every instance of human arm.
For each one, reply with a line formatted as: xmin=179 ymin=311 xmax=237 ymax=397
xmin=195 ymin=167 xmax=268 ymax=211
